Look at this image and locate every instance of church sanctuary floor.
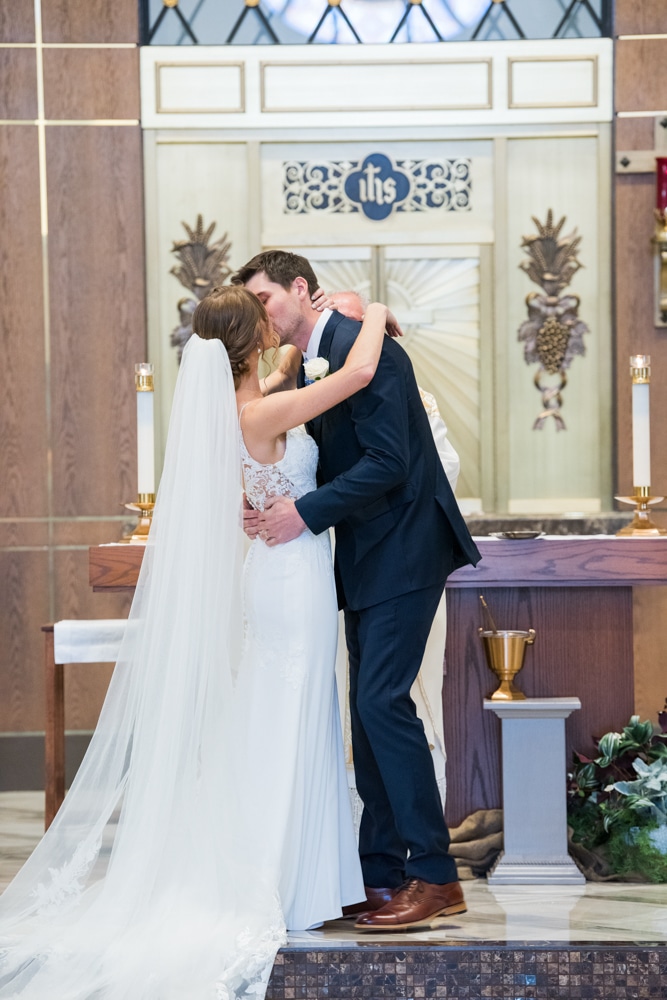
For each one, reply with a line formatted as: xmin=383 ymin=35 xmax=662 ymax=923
xmin=2 ymin=792 xmax=666 ymax=997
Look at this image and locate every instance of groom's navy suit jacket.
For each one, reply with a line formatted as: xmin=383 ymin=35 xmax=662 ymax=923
xmin=295 ymin=311 xmax=481 ymax=611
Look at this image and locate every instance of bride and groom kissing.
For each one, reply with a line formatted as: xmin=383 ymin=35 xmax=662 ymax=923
xmin=0 ymin=249 xmax=480 ymax=999
xmin=235 ymin=250 xmax=481 ymax=928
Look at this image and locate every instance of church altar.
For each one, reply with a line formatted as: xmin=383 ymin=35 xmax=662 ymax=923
xmin=89 ymin=535 xmax=667 ymax=825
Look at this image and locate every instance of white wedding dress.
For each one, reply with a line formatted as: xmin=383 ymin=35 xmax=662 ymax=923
xmin=0 ymin=336 xmax=361 ymax=1000
xmin=238 ymin=420 xmax=364 ymax=930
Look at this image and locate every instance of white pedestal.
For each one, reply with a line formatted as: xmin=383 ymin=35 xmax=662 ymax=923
xmin=484 ymin=697 xmax=585 ymax=885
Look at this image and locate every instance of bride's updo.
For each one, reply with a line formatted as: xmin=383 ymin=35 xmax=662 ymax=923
xmin=192 ymin=285 xmax=270 ymax=388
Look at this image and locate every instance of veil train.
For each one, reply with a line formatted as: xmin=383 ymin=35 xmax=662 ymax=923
xmin=0 ymin=336 xmax=286 ymax=999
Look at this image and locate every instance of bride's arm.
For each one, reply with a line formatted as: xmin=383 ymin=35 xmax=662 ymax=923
xmin=260 ymin=346 xmax=301 ymax=394
xmin=244 ymin=303 xmax=390 ymax=438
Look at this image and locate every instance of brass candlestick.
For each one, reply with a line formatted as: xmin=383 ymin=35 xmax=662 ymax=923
xmin=616 ymin=355 xmax=666 ymax=536
xmin=123 ymin=493 xmax=156 ymax=544
xmin=615 ymin=486 xmax=667 ymax=536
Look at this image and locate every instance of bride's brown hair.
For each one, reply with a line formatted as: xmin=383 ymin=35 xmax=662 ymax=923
xmin=192 ymin=285 xmax=271 ymax=388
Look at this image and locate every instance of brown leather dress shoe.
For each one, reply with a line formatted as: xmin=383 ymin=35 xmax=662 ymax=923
xmin=341 ymin=886 xmax=396 ymax=918
xmin=354 ymin=878 xmax=466 ymax=931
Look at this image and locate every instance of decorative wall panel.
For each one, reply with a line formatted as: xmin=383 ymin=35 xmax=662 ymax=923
xmin=262 ymin=140 xmax=493 ymax=247
xmin=509 ymin=56 xmax=597 ymax=108
xmin=145 ymin=139 xmax=251 ymax=461
xmin=141 ymin=39 xmax=613 ymax=129
xmin=503 ymin=134 xmax=609 ymax=512
xmin=47 ymin=125 xmax=145 ymax=516
xmin=261 ymin=58 xmax=491 ymax=113
xmin=43 ymin=49 xmax=140 ymax=120
xmin=155 ymin=61 xmax=244 ymax=114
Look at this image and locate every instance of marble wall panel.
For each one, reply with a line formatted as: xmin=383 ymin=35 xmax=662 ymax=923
xmin=616 ymin=0 xmax=667 ymax=36
xmin=0 ymin=550 xmax=50 ymax=731
xmin=0 ymin=126 xmax=47 ymax=519
xmin=0 ymin=50 xmax=37 ymax=120
xmin=42 ymin=0 xmax=138 ymax=44
xmin=615 ymin=40 xmax=667 ymax=113
xmin=43 ymin=48 xmax=140 ymax=120
xmin=0 ymin=0 xmax=35 ymax=42
xmin=46 ymin=125 xmax=145 ymax=517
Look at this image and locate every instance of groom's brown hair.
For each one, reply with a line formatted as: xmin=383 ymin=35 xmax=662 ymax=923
xmin=232 ymin=250 xmax=319 ymax=297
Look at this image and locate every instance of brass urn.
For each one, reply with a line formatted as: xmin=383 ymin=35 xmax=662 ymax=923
xmin=479 ymin=628 xmax=536 ymax=701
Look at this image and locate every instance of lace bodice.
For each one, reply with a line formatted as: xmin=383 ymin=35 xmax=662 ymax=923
xmin=240 ymin=422 xmax=318 ymax=512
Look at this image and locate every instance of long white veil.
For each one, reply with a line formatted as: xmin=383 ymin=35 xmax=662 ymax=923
xmin=0 ymin=336 xmax=286 ymax=999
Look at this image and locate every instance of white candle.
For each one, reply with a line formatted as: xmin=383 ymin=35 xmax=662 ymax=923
xmin=135 ymin=363 xmax=155 ymax=496
xmin=630 ymin=355 xmax=651 ymax=489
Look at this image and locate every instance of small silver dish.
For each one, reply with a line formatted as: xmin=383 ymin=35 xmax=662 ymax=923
xmin=489 ymin=530 xmax=545 ymax=540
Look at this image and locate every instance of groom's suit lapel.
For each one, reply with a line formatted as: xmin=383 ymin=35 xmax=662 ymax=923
xmin=318 ymin=312 xmax=340 ymax=363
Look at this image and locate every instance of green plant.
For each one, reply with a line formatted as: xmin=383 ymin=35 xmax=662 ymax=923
xmin=567 ymin=715 xmax=667 ymax=879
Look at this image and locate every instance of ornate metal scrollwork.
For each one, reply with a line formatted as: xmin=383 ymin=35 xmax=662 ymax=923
xmin=517 ymin=210 xmax=589 ymax=430
xmin=169 ymin=215 xmax=232 ymax=363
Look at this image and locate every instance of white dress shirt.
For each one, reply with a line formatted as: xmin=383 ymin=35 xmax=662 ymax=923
xmin=304 ymin=308 xmax=332 ymax=362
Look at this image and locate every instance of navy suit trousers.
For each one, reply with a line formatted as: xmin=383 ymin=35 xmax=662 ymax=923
xmin=344 ymin=581 xmax=458 ymax=888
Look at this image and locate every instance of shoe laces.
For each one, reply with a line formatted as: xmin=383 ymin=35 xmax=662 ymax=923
xmin=398 ymin=877 xmax=424 ymax=897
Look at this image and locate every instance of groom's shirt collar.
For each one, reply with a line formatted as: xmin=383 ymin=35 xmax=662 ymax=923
xmin=303 ymin=308 xmax=332 ymax=362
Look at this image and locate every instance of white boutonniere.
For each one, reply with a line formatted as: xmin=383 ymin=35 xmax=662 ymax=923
xmin=303 ymin=357 xmax=330 ymax=382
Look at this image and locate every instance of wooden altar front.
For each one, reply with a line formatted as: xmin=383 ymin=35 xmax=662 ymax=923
xmin=88 ymin=536 xmax=667 ymax=827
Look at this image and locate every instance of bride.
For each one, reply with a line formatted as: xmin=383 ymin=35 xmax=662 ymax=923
xmin=0 ymin=285 xmax=390 ymax=999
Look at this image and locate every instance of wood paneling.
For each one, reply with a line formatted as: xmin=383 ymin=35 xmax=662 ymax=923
xmin=443 ymin=587 xmax=634 ymax=827
xmin=43 ymin=48 xmax=140 ymax=121
xmin=0 ymin=126 xmax=47 ymax=519
xmin=89 ymin=543 xmax=144 ymax=590
xmin=0 ymin=550 xmax=50 ymax=731
xmin=615 ymin=117 xmax=655 ymax=151
xmin=52 ymin=520 xmax=132 ymax=545
xmin=614 ymin=173 xmax=666 ymax=494
xmin=0 ymin=522 xmax=49 ymax=547
xmin=616 ymin=0 xmax=667 ymax=37
xmin=0 ymin=50 xmax=37 ymax=119
xmin=616 ymin=40 xmax=667 ymax=113
xmin=0 ymin=0 xmax=35 ymax=42
xmin=46 ymin=125 xmax=145 ymax=517
xmin=42 ymin=0 xmax=138 ymax=44
xmin=633 ymin=587 xmax=667 ymax=726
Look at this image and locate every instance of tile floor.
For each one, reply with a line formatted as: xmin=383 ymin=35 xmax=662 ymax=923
xmin=2 ymin=791 xmax=667 ymax=948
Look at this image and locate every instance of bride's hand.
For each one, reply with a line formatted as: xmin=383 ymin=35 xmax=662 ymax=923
xmin=243 ymin=494 xmax=260 ymax=538
xmin=385 ymin=308 xmax=403 ymax=338
xmin=311 ymin=288 xmax=337 ymax=312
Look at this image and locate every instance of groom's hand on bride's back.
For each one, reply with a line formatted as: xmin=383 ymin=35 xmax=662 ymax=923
xmin=259 ymin=496 xmax=307 ymax=546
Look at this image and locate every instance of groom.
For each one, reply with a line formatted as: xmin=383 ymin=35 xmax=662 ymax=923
xmin=233 ymin=251 xmax=481 ymax=930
